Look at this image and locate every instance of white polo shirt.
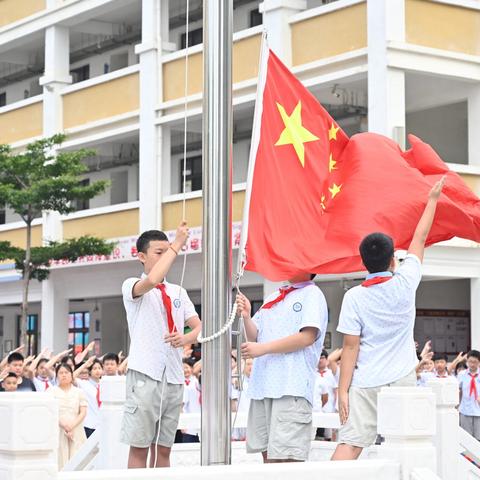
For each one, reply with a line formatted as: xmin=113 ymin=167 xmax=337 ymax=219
xmin=76 ymin=378 xmax=101 ymax=430
xmin=314 ymin=369 xmax=337 ymax=413
xmin=337 ymin=254 xmax=422 ymax=388
xmin=122 ymin=277 xmax=198 ymax=384
xmin=458 ymin=370 xmax=480 ymax=416
xmin=247 ymin=282 xmax=328 ymax=405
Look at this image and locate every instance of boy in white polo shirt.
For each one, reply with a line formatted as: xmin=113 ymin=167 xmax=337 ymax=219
xmin=120 ymin=223 xmax=202 ymax=468
xmin=236 ymin=272 xmax=328 ymax=462
xmin=458 ymin=350 xmax=480 ymax=440
xmin=332 ymin=177 xmax=445 ymax=461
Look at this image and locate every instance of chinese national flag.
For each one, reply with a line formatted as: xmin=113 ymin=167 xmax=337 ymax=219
xmin=242 ymin=48 xmax=480 ymax=281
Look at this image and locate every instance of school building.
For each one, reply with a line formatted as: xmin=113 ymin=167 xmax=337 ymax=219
xmin=0 ymin=0 xmax=479 ymax=358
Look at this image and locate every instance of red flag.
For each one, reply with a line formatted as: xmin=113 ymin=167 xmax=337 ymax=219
xmin=240 ymin=46 xmax=480 ymax=281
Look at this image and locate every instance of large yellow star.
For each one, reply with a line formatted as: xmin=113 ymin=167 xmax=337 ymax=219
xmin=328 ymin=122 xmax=340 ymax=141
xmin=329 ymin=153 xmax=337 ymax=173
xmin=275 ymin=101 xmax=319 ymax=167
xmin=329 ymin=183 xmax=342 ymax=199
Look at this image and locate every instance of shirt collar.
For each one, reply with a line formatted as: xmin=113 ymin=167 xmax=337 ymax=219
xmin=365 ymin=271 xmax=393 ymax=280
xmin=283 ymin=280 xmax=314 ymax=289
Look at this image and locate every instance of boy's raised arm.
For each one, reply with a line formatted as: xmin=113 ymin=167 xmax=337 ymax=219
xmin=408 ymin=176 xmax=446 ymax=262
xmin=132 ymin=222 xmax=189 ymax=298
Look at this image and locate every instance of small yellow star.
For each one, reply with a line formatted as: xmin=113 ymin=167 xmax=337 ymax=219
xmin=320 ymin=194 xmax=326 ymax=210
xmin=328 ymin=122 xmax=340 ymax=141
xmin=329 ymin=153 xmax=337 ymax=173
xmin=275 ymin=101 xmax=319 ymax=167
xmin=329 ymin=183 xmax=342 ymax=199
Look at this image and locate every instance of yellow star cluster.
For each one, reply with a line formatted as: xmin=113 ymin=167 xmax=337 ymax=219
xmin=322 ymin=122 xmax=342 ymax=211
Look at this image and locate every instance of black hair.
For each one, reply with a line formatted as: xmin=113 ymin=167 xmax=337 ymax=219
xmin=103 ymin=353 xmax=119 ymax=364
xmin=359 ymin=232 xmax=395 ymax=273
xmin=136 ymin=230 xmax=169 ymax=254
xmin=88 ymin=359 xmax=103 ymax=373
xmin=183 ymin=357 xmax=196 ymax=367
xmin=60 ymin=355 xmax=76 ymax=368
xmin=320 ymin=349 xmax=328 ymax=358
xmin=467 ymin=350 xmax=480 ymax=361
xmin=4 ymin=372 xmax=18 ymax=380
xmin=37 ymin=358 xmax=48 ymax=367
xmin=310 ymin=274 xmax=316 ymax=280
xmin=455 ymin=362 xmax=467 ymax=374
xmin=7 ymin=352 xmax=24 ymax=363
xmin=56 ymin=363 xmax=73 ymax=376
xmin=432 ymin=353 xmax=448 ymax=362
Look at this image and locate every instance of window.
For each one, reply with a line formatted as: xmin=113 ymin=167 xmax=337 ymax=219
xmin=181 ymin=156 xmax=202 ymax=192
xmin=0 ymin=208 xmax=5 ymax=224
xmin=110 ymin=170 xmax=129 ymax=205
xmin=181 ymin=27 xmax=203 ymax=49
xmin=16 ymin=314 xmax=39 ymax=356
xmin=70 ymin=64 xmax=90 ymax=84
xmin=110 ymin=52 xmax=129 ymax=72
xmin=249 ymin=8 xmax=262 ymax=28
xmin=0 ymin=92 xmax=6 ymax=107
xmin=73 ymin=179 xmax=90 ymax=211
xmin=68 ymin=312 xmax=91 ymax=355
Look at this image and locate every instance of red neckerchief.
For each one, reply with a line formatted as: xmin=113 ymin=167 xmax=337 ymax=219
xmin=362 ymin=275 xmax=393 ymax=287
xmin=260 ymin=286 xmax=296 ymax=309
xmin=155 ymin=283 xmax=177 ymax=334
xmin=469 ymin=372 xmax=478 ymax=398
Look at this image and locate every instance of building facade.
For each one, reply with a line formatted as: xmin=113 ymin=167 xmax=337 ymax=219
xmin=0 ymin=0 xmax=479 ymax=357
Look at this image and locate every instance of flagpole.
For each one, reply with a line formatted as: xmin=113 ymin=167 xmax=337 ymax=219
xmin=236 ymin=33 xmax=270 ymax=275
xmin=200 ymin=0 xmax=233 ymax=466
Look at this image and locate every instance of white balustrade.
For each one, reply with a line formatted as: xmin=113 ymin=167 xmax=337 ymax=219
xmin=0 ymin=392 xmax=59 ymax=480
xmin=377 ymin=386 xmax=437 ymax=480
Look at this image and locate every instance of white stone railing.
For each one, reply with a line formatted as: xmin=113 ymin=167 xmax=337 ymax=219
xmin=1 ymin=377 xmax=477 ymax=480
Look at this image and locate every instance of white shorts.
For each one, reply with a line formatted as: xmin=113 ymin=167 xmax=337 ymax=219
xmin=246 ymin=396 xmax=312 ymax=461
xmin=338 ymin=369 xmax=417 ymax=448
xmin=120 ymin=369 xmax=183 ymax=448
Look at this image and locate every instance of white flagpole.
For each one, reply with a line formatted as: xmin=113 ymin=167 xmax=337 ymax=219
xmin=236 ymin=32 xmax=270 ymax=277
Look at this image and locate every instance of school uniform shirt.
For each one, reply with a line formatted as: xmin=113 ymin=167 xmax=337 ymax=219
xmin=458 ymin=370 xmax=480 ymax=417
xmin=77 ymin=379 xmax=101 ymax=430
xmin=247 ymin=281 xmax=328 ymax=405
xmin=33 ymin=376 xmax=55 ymax=392
xmin=183 ymin=376 xmax=201 ymax=436
xmin=122 ymin=277 xmax=198 ymax=384
xmin=314 ymin=369 xmax=337 ymax=413
xmin=337 ymin=254 xmax=422 ymax=388
xmin=312 ymin=376 xmax=329 ymax=413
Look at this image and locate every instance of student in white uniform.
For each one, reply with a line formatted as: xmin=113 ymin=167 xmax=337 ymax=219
xmin=458 ymin=350 xmax=480 ymax=440
xmin=237 ymin=273 xmax=328 ymax=462
xmin=119 ymin=224 xmax=202 ymax=469
xmin=332 ymin=177 xmax=445 ymax=461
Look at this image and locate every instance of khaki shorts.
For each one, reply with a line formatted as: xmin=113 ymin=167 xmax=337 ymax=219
xmin=120 ymin=369 xmax=183 ymax=448
xmin=338 ymin=369 xmax=417 ymax=448
xmin=246 ymin=396 xmax=312 ymax=461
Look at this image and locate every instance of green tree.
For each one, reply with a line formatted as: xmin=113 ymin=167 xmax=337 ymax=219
xmin=0 ymin=134 xmax=113 ymax=350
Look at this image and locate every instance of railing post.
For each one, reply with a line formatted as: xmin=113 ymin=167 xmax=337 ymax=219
xmin=426 ymin=377 xmax=459 ymax=480
xmin=0 ymin=392 xmax=58 ymax=479
xmin=97 ymin=375 xmax=129 ymax=469
xmin=377 ymin=386 xmax=437 ymax=480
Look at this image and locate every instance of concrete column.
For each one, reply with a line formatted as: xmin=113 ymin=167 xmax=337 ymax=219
xmin=40 ymin=275 xmax=69 ymax=352
xmin=136 ymin=0 xmax=163 ymax=231
xmin=160 ymin=125 xmax=172 ymax=198
xmin=468 ymin=85 xmax=480 ymax=166
xmin=426 ymin=378 xmax=459 ymax=480
xmin=259 ymin=0 xmax=307 ymax=65
xmin=377 ymin=386 xmax=437 ymax=480
xmin=471 ymin=278 xmax=480 ymax=349
xmin=367 ymin=0 xmax=406 ymax=147
xmin=0 ymin=393 xmax=59 ymax=479
xmin=97 ymin=376 xmax=128 ymax=469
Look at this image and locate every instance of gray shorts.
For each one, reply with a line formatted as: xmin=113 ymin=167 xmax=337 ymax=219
xmin=460 ymin=414 xmax=480 ymax=441
xmin=338 ymin=369 xmax=417 ymax=448
xmin=246 ymin=396 xmax=312 ymax=461
xmin=119 ymin=369 xmax=183 ymax=448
